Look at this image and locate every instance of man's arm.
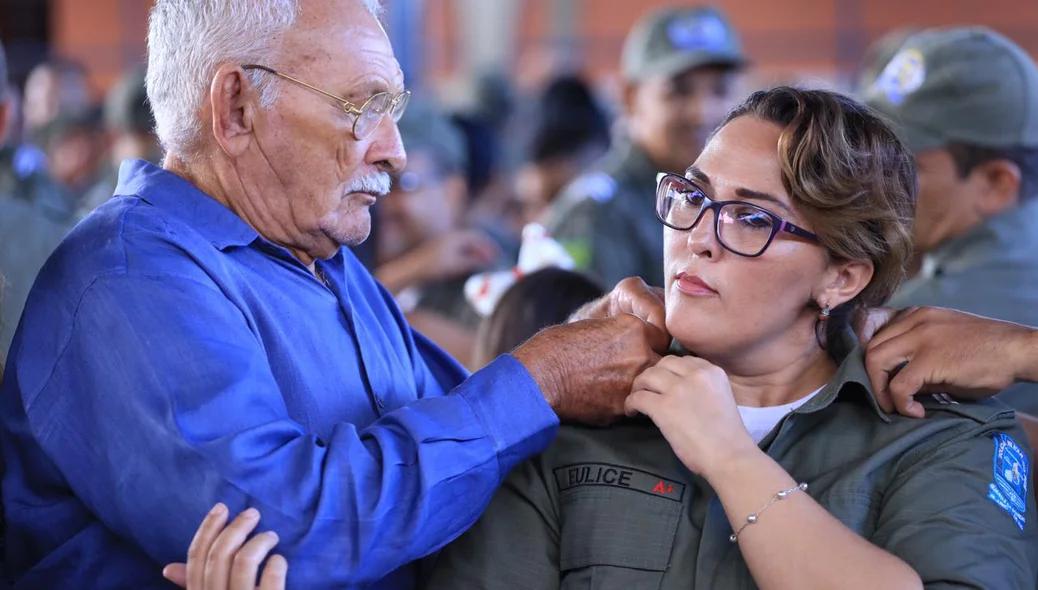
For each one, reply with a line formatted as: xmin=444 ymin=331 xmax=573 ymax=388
xmin=864 ymin=307 xmax=1038 ymax=417
xmin=1018 ymin=329 xmax=1038 ymax=383
xmin=19 ymin=274 xmax=558 ymax=588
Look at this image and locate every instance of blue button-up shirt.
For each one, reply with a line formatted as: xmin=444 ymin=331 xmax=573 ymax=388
xmin=0 ymin=160 xmax=559 ymax=589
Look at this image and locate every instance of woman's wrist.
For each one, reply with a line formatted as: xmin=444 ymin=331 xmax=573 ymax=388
xmin=698 ymin=440 xmax=770 ymax=486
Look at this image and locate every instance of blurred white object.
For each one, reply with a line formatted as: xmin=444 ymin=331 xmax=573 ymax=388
xmin=465 ymin=223 xmax=575 ymax=316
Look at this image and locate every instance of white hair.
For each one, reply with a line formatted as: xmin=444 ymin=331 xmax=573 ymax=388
xmin=146 ymin=0 xmax=384 ymax=158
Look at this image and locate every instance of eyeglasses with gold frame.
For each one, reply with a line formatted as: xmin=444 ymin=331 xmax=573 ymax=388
xmin=242 ymin=64 xmax=410 ymax=140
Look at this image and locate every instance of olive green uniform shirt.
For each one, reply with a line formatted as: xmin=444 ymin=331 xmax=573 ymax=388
xmin=545 ymin=140 xmax=664 ymax=289
xmin=426 ymin=336 xmax=1038 ymax=589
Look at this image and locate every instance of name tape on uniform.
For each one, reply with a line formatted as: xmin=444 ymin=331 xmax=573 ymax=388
xmin=554 ymin=462 xmax=686 ymax=502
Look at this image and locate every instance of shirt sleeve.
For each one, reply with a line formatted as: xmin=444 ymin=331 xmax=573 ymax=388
xmin=870 ymin=418 xmax=1038 ymax=589
xmin=424 ymin=455 xmax=561 ymax=589
xmin=19 ymin=273 xmax=559 ymax=588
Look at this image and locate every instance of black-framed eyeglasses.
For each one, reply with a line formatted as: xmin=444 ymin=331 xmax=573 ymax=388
xmin=655 ymin=172 xmax=820 ymax=258
xmin=242 ymin=64 xmax=410 ymax=140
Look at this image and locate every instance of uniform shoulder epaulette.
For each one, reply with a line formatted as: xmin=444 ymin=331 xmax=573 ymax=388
xmin=918 ymin=394 xmax=1016 ymax=424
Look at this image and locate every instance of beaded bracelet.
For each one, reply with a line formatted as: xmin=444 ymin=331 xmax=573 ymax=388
xmin=729 ymin=482 xmax=809 ymax=543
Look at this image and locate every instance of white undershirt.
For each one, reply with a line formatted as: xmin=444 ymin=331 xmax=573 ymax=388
xmin=738 ymin=386 xmax=825 ymax=444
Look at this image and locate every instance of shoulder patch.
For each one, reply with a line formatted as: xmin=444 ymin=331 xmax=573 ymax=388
xmin=553 ymin=463 xmax=686 ymax=502
xmin=988 ymin=432 xmax=1029 ymax=531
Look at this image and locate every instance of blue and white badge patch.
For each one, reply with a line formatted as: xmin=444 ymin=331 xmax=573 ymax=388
xmin=667 ymin=14 xmax=728 ymax=53
xmin=988 ymin=432 xmax=1029 ymax=531
xmin=874 ymin=48 xmax=926 ymax=105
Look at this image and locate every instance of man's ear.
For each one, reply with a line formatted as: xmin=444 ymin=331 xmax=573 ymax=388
xmin=972 ymin=159 xmax=1021 ymax=216
xmin=209 ymin=64 xmax=259 ymax=157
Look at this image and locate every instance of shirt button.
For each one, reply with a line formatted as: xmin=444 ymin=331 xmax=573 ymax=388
xmin=375 ymin=395 xmax=386 ymax=409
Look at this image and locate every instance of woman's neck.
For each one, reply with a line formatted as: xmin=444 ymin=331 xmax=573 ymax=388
xmin=702 ymin=333 xmax=839 ymax=408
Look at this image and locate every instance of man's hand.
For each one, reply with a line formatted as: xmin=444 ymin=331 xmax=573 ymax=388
xmin=864 ymin=307 xmax=1038 ymax=417
xmin=163 ymin=504 xmax=287 ymax=590
xmin=513 ymin=313 xmax=670 ymax=426
xmin=569 ymin=277 xmax=668 ymax=334
xmin=419 ymin=230 xmax=499 ymax=281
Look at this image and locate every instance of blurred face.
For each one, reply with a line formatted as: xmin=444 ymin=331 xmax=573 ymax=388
xmin=664 ymin=116 xmax=837 ymax=362
xmin=378 ymin=151 xmax=463 ymax=258
xmin=913 ymin=147 xmax=984 ymax=252
xmin=23 ymin=68 xmax=60 ymax=133
xmin=627 ymin=66 xmax=738 ymax=174
xmin=515 ymin=157 xmax=580 ymax=226
xmin=23 ymin=67 xmax=89 ymax=134
xmin=240 ymin=0 xmax=406 ymax=261
xmin=47 ymin=129 xmax=103 ymax=190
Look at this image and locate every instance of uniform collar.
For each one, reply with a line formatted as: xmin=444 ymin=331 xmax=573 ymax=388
xmin=922 ymin=199 xmax=1038 ymax=277
xmin=609 ymin=136 xmax=663 ymax=190
xmin=793 ymin=328 xmax=891 ymax=423
xmin=667 ymin=328 xmax=890 ymax=423
xmin=114 ymin=159 xmax=259 ymax=250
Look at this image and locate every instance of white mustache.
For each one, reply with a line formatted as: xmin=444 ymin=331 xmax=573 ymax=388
xmin=344 ymin=172 xmax=392 ymax=197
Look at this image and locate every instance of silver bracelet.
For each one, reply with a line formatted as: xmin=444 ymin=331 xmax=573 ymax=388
xmin=729 ymin=482 xmax=809 ymax=543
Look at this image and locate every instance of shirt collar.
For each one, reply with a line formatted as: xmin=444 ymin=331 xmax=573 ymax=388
xmin=925 ymin=199 xmax=1038 ymax=275
xmin=793 ymin=328 xmax=891 ymax=423
xmin=114 ymin=159 xmax=260 ymax=250
xmin=667 ymin=328 xmax=890 ymax=423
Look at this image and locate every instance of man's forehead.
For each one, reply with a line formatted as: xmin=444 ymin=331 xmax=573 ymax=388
xmin=285 ymin=18 xmax=403 ymax=87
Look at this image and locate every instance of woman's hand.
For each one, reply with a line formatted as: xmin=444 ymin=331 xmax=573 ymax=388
xmin=162 ymin=504 xmax=288 ymax=590
xmin=626 ymin=356 xmax=759 ymax=478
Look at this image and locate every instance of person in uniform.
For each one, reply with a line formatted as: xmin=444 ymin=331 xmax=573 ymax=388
xmin=0 ymin=42 xmax=73 ymax=356
xmin=78 ymin=64 xmax=162 ymax=218
xmin=425 ymin=87 xmax=1038 ymax=589
xmin=863 ymin=27 xmax=1038 ymax=416
xmin=545 ymin=6 xmax=746 ymax=289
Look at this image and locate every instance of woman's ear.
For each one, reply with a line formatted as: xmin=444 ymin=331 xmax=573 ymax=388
xmin=819 ymin=259 xmax=874 ymax=309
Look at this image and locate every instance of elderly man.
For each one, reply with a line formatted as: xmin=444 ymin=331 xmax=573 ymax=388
xmin=0 ymin=1 xmax=667 ymax=589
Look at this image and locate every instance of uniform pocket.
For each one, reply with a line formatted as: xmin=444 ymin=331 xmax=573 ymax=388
xmin=558 ymin=486 xmax=682 ymax=590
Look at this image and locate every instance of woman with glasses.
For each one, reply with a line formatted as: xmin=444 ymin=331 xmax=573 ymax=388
xmin=166 ymin=87 xmax=1038 ymax=589
xmin=420 ymin=86 xmax=1038 ymax=588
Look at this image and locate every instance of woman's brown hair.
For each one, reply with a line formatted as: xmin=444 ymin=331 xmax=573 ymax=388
xmin=718 ymin=86 xmax=917 ymax=349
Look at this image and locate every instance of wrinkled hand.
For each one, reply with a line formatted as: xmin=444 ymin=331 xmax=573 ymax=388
xmin=570 ymin=277 xmax=668 ymax=335
xmin=626 ymin=356 xmax=757 ymax=478
xmin=865 ymin=307 xmax=1037 ymax=418
xmin=162 ymin=504 xmax=287 ymax=590
xmin=513 ymin=313 xmax=670 ymax=426
xmin=420 ymin=230 xmax=499 ymax=281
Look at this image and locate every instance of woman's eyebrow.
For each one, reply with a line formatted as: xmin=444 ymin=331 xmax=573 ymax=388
xmin=687 ymin=166 xmax=794 ymax=215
